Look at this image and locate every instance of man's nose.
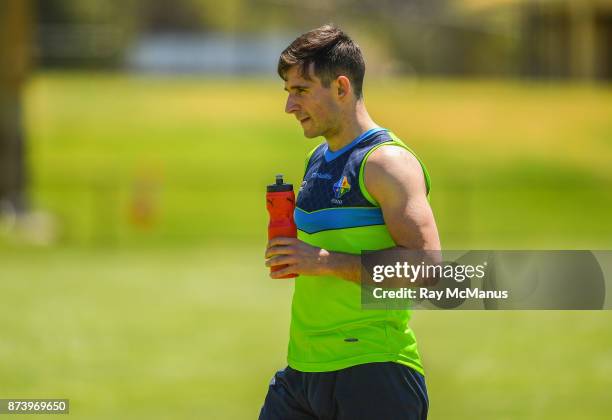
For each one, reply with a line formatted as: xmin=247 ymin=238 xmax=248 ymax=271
xmin=285 ymin=96 xmax=299 ymax=114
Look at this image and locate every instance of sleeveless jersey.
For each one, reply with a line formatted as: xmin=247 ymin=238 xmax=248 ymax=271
xmin=288 ymin=127 xmax=431 ymax=374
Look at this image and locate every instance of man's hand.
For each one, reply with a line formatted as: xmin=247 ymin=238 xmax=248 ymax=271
xmin=264 ymin=143 xmax=442 ymax=283
xmin=265 ymin=237 xmax=331 ymax=279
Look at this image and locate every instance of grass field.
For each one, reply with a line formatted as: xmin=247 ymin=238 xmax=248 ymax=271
xmin=1 ymin=73 xmax=611 ymax=419
xmin=22 ymin=73 xmax=612 ymax=248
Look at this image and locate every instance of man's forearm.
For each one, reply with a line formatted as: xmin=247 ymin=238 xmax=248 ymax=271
xmin=321 ymin=246 xmax=441 ymax=285
xmin=320 ymin=250 xmax=361 ymax=283
xmin=321 ymin=247 xmax=415 ymax=284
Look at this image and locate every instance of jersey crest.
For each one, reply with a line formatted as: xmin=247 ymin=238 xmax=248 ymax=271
xmin=333 ymin=175 xmax=351 ymax=199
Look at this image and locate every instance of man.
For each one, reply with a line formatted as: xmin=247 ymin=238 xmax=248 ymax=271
xmin=261 ymin=24 xmax=440 ymax=420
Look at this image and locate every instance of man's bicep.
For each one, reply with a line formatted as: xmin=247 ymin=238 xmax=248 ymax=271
xmin=364 ymin=146 xmax=440 ymax=250
xmin=383 ymin=192 xmax=439 ymax=250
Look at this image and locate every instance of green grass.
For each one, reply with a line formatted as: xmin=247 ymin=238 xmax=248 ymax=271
xmin=22 ymin=73 xmax=612 ymax=248
xmin=1 ymin=246 xmax=612 ymax=419
xmin=0 ymin=73 xmax=611 ymax=418
xmin=0 ymin=246 xmax=291 ymax=419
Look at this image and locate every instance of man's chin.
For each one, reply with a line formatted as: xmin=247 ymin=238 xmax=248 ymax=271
xmin=302 ymin=128 xmax=321 ymax=139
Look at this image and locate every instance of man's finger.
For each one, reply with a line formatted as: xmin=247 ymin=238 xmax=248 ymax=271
xmin=267 ymin=237 xmax=298 ymax=248
xmin=266 ymin=255 xmax=297 ymax=267
xmin=265 ymin=245 xmax=296 ymax=258
xmin=270 ymin=264 xmax=298 ymax=279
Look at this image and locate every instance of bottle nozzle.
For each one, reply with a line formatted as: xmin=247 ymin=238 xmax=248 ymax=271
xmin=267 ymin=174 xmax=292 ymax=192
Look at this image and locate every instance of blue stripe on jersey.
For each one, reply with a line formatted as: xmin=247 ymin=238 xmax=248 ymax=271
xmin=295 ymin=206 xmax=385 ymax=234
xmin=323 ymin=127 xmax=386 ymax=162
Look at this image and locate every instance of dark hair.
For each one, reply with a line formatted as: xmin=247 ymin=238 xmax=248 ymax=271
xmin=278 ymin=24 xmax=366 ymax=98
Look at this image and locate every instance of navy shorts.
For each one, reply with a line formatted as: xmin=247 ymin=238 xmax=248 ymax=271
xmin=259 ymin=362 xmax=428 ymax=420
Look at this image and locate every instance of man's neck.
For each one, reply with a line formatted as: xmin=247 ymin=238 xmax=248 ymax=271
xmin=325 ymin=101 xmax=378 ymax=152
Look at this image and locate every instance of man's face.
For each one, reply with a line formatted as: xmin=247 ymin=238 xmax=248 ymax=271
xmin=283 ymin=64 xmax=340 ymax=139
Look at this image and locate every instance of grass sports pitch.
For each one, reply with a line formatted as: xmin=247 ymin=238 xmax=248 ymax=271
xmin=0 ymin=74 xmax=611 ymax=418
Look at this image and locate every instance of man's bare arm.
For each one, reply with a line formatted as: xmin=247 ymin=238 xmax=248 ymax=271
xmin=265 ymin=145 xmax=440 ymax=282
xmin=364 ymin=145 xmax=440 ymax=250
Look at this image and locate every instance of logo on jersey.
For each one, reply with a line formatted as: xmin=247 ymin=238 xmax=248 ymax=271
xmin=333 ymin=175 xmax=351 ymax=199
xmin=311 ymin=172 xmax=332 ymax=180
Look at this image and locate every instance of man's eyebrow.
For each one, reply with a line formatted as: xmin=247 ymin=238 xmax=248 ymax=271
xmin=284 ymin=84 xmax=309 ymax=92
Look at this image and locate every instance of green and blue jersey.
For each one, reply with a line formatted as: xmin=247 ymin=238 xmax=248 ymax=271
xmin=289 ymin=128 xmax=431 ymax=374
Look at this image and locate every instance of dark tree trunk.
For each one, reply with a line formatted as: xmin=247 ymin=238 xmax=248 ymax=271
xmin=0 ymin=0 xmax=31 ymax=216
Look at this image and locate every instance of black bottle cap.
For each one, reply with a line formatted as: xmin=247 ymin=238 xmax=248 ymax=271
xmin=267 ymin=174 xmax=293 ymax=192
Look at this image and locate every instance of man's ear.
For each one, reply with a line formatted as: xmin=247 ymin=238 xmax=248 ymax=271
xmin=336 ymin=76 xmax=351 ymax=99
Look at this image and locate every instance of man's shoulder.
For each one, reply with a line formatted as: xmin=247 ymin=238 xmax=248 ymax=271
xmin=363 ymin=140 xmax=429 ymax=201
xmin=365 ymin=140 xmax=422 ymax=175
xmin=303 ymin=142 xmax=326 ymax=171
xmin=305 ymin=142 xmax=325 ymax=158
xmin=366 ymin=146 xmax=423 ymax=187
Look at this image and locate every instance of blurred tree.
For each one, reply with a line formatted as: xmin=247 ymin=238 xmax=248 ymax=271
xmin=34 ymin=0 xmax=138 ymax=68
xmin=137 ymin=0 xmax=207 ymax=33
xmin=134 ymin=0 xmax=248 ymax=34
xmin=0 ymin=0 xmax=32 ymax=216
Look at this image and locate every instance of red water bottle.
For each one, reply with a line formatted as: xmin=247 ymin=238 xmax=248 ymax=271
xmin=266 ymin=174 xmax=298 ymax=279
